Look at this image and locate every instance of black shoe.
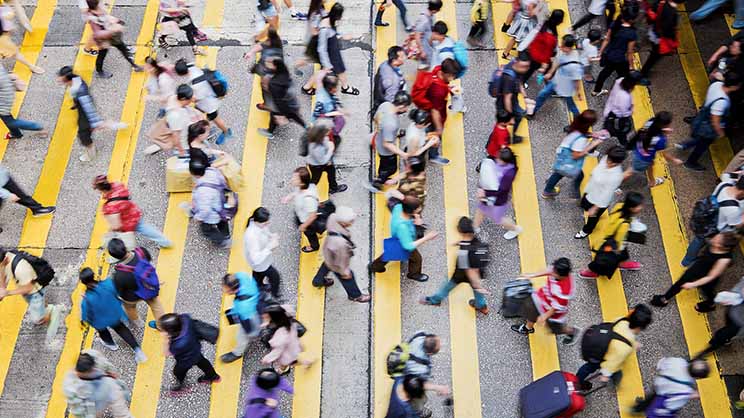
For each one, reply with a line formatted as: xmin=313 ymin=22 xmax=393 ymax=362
xmin=132 ymin=65 xmax=144 ymax=72
xmin=170 ymin=382 xmax=186 ymax=393
xmin=501 ymin=23 xmax=510 ymax=32
xmin=330 ymin=184 xmax=348 ymax=194
xmin=579 ymin=381 xmax=593 ymax=392
xmin=511 ymin=135 xmax=524 ymax=144
xmin=313 ymin=278 xmax=334 ymax=288
xmin=683 ymin=162 xmax=706 ymax=172
xmin=683 ymin=116 xmax=695 ymax=124
xmin=407 ymin=273 xmax=429 ymax=282
xmin=32 ymin=206 xmax=55 ymax=217
xmin=368 ymin=262 xmax=385 ymax=275
xmin=96 ymin=70 xmax=113 ymax=79
xmin=695 ymin=302 xmax=716 ymax=313
xmin=220 ymin=352 xmax=242 ymax=363
xmin=650 ymin=295 xmax=668 ymax=307
xmin=197 ymin=374 xmax=221 ymax=384
xmin=375 ymin=21 xmax=390 ymax=27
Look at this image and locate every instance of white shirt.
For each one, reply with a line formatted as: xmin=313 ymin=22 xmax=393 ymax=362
xmin=185 ymin=67 xmax=221 ymax=114
xmin=293 ymin=184 xmax=319 ymax=223
xmin=603 ymin=79 xmax=634 ymax=117
xmin=243 ymin=220 xmax=273 ymax=272
xmin=553 ymin=50 xmax=583 ymax=97
xmin=714 ymin=182 xmax=743 ymax=231
xmin=588 ymin=0 xmax=608 ymax=16
xmin=557 ymin=131 xmax=589 ymax=153
xmin=585 ymin=157 xmax=624 ymax=207
xmin=705 ymin=81 xmax=730 ymax=117
xmin=580 ymin=38 xmax=599 ymax=66
xmin=166 ymin=101 xmax=202 ymax=150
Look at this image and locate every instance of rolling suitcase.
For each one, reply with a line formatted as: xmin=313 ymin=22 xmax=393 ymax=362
xmin=501 ymin=279 xmax=533 ymax=318
xmin=519 ymin=371 xmax=586 ymax=418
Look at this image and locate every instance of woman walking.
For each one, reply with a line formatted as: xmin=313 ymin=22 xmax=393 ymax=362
xmin=257 ymin=58 xmax=307 ymax=140
xmin=592 ymin=7 xmax=637 ymax=97
xmin=317 ymin=3 xmax=360 ymax=96
xmin=244 ymin=207 xmax=283 ymax=299
xmin=158 ymin=313 xmax=221 ymax=392
xmin=575 ymin=145 xmax=627 ymax=239
xmin=306 ymin=122 xmax=348 ymax=194
xmin=502 ymin=0 xmax=547 ymax=60
xmin=261 ymin=306 xmax=315 ymax=374
xmin=602 ymin=72 xmax=640 ymax=147
xmin=474 ymin=147 xmax=523 ymax=240
xmin=626 ymin=111 xmax=683 ymax=187
xmin=282 ymin=167 xmax=322 ymax=253
xmin=158 ymin=0 xmax=206 ymax=56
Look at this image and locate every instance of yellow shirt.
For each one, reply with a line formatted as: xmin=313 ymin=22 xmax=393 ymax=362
xmin=600 ymin=319 xmax=637 ymax=376
xmin=598 ymin=210 xmax=631 ymax=251
xmin=470 ymin=0 xmax=488 ymax=23
xmin=4 ymin=253 xmax=40 ymax=294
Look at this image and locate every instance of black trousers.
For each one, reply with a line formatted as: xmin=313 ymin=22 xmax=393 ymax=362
xmin=161 ymin=16 xmax=197 ymax=46
xmin=269 ymin=111 xmax=306 ymax=133
xmin=295 ymin=216 xmax=320 ymax=250
xmin=640 ymin=44 xmax=663 ymax=78
xmin=701 ymin=313 xmax=741 ymax=356
xmin=468 ymin=21 xmax=487 ymax=39
xmin=173 ymin=354 xmax=218 ymax=383
xmin=254 ymin=265 xmax=282 ymax=298
xmin=200 ymin=220 xmax=230 ymax=245
xmin=594 ymin=60 xmax=630 ymax=93
xmin=663 ymin=273 xmax=718 ymax=308
xmin=96 ymin=39 xmax=137 ymax=72
xmin=373 ymin=154 xmax=398 ymax=188
xmin=97 ymin=322 xmax=139 ymax=350
xmin=580 ymin=195 xmax=607 ymax=235
xmin=309 ymin=164 xmax=339 ymax=191
xmin=312 ymin=263 xmax=362 ymax=298
xmin=0 ymin=177 xmax=42 ymax=211
xmin=370 ymin=248 xmax=422 ymax=277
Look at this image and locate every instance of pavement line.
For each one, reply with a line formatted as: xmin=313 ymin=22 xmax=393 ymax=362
xmin=677 ymin=4 xmax=733 ymax=174
xmin=0 ymin=0 xmax=57 ymax=163
xmin=207 ymin=49 xmax=271 ymax=418
xmin=491 ymin=0 xmax=561 ymax=381
xmin=0 ymin=1 xmax=112 ymax=400
xmin=43 ymin=1 xmax=161 ymax=416
xmin=437 ymin=2 xmax=482 ymax=416
xmin=725 ymin=14 xmax=736 ymax=30
xmin=630 ymin=54 xmax=734 ymax=417
xmin=371 ymin=12 xmax=401 ymax=418
xmin=128 ymin=2 xmax=224 ymax=416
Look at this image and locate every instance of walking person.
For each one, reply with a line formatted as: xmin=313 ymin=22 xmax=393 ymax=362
xmin=420 ymin=216 xmax=491 ymax=314
xmin=632 ymin=357 xmax=710 ymax=417
xmin=401 ymin=332 xmax=450 ymax=416
xmin=0 ymin=166 xmax=55 ymax=223
xmin=502 ymin=0 xmax=544 ymax=59
xmin=473 ymin=147 xmax=523 ymax=239
xmin=374 ymin=0 xmax=410 ymax=30
xmin=143 ymin=56 xmax=176 ymax=125
xmin=369 ymin=91 xmax=413 ymax=192
xmin=186 ymin=158 xmax=234 ymax=248
xmin=485 ymin=110 xmax=513 ymax=156
xmin=86 ymin=0 xmax=143 ymax=78
xmin=602 ymin=72 xmax=640 ymax=146
xmin=372 ymin=45 xmax=406 ymax=113
xmin=528 ymin=34 xmax=583 ymax=119
xmin=243 ymin=207 xmax=283 ymax=298
xmin=467 ymin=0 xmax=489 ymax=47
xmin=63 ymin=350 xmax=133 ymax=418
xmin=0 ymin=6 xmax=43 ymax=74
xmin=369 ymin=195 xmax=439 ymax=282
xmin=625 ymin=111 xmax=683 ymax=187
xmin=0 ymin=66 xmax=47 ymax=140
xmin=575 ymin=145 xmax=627 ymax=239
xmin=158 ymin=0 xmax=206 ymax=56
xmin=697 ymin=277 xmax=744 ymax=356
xmin=244 ymin=28 xmax=284 ymax=112
xmin=159 ymin=84 xmax=203 ymax=156
xmin=79 ymin=267 xmax=147 ymax=363
xmin=243 ymin=368 xmax=294 ymax=418
xmin=569 ymin=0 xmax=615 ymax=32
xmin=258 ymin=58 xmax=307 ymax=140
xmin=57 ymin=66 xmax=127 ymax=162
xmin=494 ymin=53 xmax=530 ymax=143
xmin=312 ymin=206 xmax=371 ymax=303
xmin=676 ymin=72 xmax=742 ymax=171
xmin=260 ymin=305 xmax=315 ymax=374
xmin=317 ymin=3 xmax=360 ymax=95
xmin=310 ymin=71 xmax=346 ymax=142
xmin=219 ymin=272 xmax=262 ymax=363
xmin=174 ymin=59 xmax=233 ymax=144
xmin=282 ymin=167 xmax=322 ymax=253
xmin=306 ymin=123 xmax=347 ymax=194
xmin=157 ymin=312 xmax=221 ymax=392
xmin=386 ymin=375 xmax=426 ymax=418
xmin=411 ymin=0 xmax=443 ymax=69
xmin=639 ymin=0 xmax=683 ymax=85
xmin=520 ymin=9 xmax=564 ymax=85
xmin=93 ymin=175 xmax=172 ymax=249
xmin=592 ymin=7 xmax=638 ymax=97
xmin=108 ymin=238 xmax=165 ymax=327
xmin=651 ymin=232 xmax=739 ymax=311
xmin=542 ymin=110 xmax=603 ymax=199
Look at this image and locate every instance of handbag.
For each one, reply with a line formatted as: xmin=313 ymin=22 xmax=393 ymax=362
xmin=691 ymin=97 xmax=729 ymax=140
xmin=193 ymin=319 xmax=219 ymax=344
xmin=552 ymin=132 xmax=586 ymax=178
xmin=382 ymin=237 xmax=411 ymax=261
xmin=604 ymin=111 xmax=633 ymax=138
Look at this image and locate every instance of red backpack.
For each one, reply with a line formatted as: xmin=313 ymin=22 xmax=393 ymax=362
xmin=528 ymin=30 xmax=558 ymax=64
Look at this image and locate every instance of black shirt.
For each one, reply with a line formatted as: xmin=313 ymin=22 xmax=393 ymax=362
xmin=605 ymin=22 xmax=637 ymax=63
xmin=654 ymin=2 xmax=679 ymax=39
xmin=112 ymin=247 xmax=152 ymax=302
xmin=682 ymin=247 xmax=732 ymax=282
xmin=496 ymin=62 xmax=520 ymax=111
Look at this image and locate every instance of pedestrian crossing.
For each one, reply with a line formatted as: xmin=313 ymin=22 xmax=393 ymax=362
xmin=0 ymin=1 xmax=741 ymax=417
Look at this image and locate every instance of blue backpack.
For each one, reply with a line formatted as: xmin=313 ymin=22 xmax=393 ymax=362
xmin=114 ymin=247 xmax=160 ymax=300
xmin=441 ymin=40 xmax=469 ymax=78
xmin=195 ymin=68 xmax=229 ymax=98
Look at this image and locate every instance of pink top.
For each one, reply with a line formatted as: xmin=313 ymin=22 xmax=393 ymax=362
xmin=262 ymin=323 xmax=303 ymax=367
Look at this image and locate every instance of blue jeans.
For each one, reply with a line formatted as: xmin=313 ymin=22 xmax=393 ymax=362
xmin=533 ymin=81 xmax=580 ymax=117
xmin=577 ymin=361 xmax=623 ymax=387
xmin=22 ymin=289 xmax=47 ymax=324
xmin=135 ymin=219 xmax=172 ymax=247
xmin=681 ymin=235 xmax=705 ymax=267
xmin=737 ymin=0 xmax=744 ymax=27
xmin=544 ymin=170 xmax=584 ymax=198
xmin=427 ymin=278 xmax=487 ymax=309
xmin=0 ymin=114 xmax=42 ymax=138
xmin=689 ymin=0 xmax=727 ymax=21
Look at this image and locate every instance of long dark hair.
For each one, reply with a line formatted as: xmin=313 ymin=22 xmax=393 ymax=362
xmin=641 ymin=111 xmax=672 ymax=151
xmin=268 ymin=309 xmax=292 ymax=330
xmin=265 ymin=28 xmax=283 ymax=49
xmin=145 ymin=56 xmax=167 ymax=76
xmin=272 ymin=58 xmax=290 ymax=77
xmin=498 ymin=147 xmax=518 ymax=171
xmin=248 ymin=207 xmax=271 ymax=225
xmin=541 ymin=9 xmax=564 ymax=34
xmin=308 ymin=0 xmax=324 ymax=17
xmin=328 ymin=3 xmax=344 ymax=29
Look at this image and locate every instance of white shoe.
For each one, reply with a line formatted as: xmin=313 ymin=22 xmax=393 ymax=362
xmin=143 ymin=144 xmax=162 ymax=155
xmin=503 ymin=226 xmax=523 ymax=240
xmin=79 ymin=150 xmax=93 ymax=162
xmin=574 ymin=230 xmax=588 ymax=239
xmin=134 ymin=348 xmax=148 ymax=363
xmin=99 ymin=338 xmax=120 ymax=351
xmin=109 ymin=122 xmax=128 ymax=131
xmin=45 ymin=305 xmax=62 ymax=344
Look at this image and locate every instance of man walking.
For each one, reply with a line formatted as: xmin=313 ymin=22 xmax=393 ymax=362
xmin=0 ymin=66 xmax=48 ymax=140
xmin=369 ymin=91 xmax=412 ymax=192
xmin=219 ymin=272 xmax=261 ymax=363
xmin=63 ymin=350 xmax=133 ymax=418
xmin=0 ymin=166 xmax=55 ymax=225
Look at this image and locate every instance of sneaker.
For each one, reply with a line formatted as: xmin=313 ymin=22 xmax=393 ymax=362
xmin=541 ymin=191 xmax=559 ymax=200
xmin=419 ymin=296 xmax=441 ymax=306
xmin=407 ymin=274 xmax=429 ymax=282
xmin=368 ymin=262 xmax=385 ymax=275
xmin=98 ymin=338 xmax=120 ymax=351
xmin=579 ymin=269 xmax=598 ymax=279
xmin=45 ymin=305 xmax=62 ymax=344
xmin=96 ymin=70 xmax=113 ymax=79
xmin=511 ymin=135 xmax=524 ymax=144
xmin=349 ymin=294 xmax=371 ymax=303
xmin=79 ymin=149 xmax=94 ymax=162
xmin=3 ymin=132 xmax=22 ymax=140
xmin=109 ymin=122 xmax=128 ymax=131
xmin=374 ymin=20 xmax=390 ymax=27
xmin=591 ymin=89 xmax=608 ymax=97
xmin=216 ymin=128 xmax=234 ymax=145
xmin=683 ymin=162 xmax=706 ymax=172
xmin=169 ymin=382 xmax=187 ymax=393
xmin=32 ymin=206 xmax=56 ymax=217
xmin=198 ymin=374 xmax=221 ymax=384
xmin=132 ymin=65 xmax=144 ymax=73
xmin=618 ymin=260 xmax=642 ymax=271
xmin=510 ymin=324 xmax=534 ymax=335
xmin=468 ymin=299 xmax=489 ymax=315
xmin=83 ymin=48 xmax=98 ymax=56
xmin=291 ymin=11 xmax=308 ymax=20
xmin=134 ymin=348 xmax=148 ymax=363
xmin=430 ymin=156 xmax=450 ymax=166
xmin=220 ymin=352 xmax=242 ymax=363
xmin=674 ymin=142 xmax=689 ymax=150
xmin=257 ymin=128 xmax=274 ymax=139
xmin=574 ymin=230 xmax=588 ymax=239
xmin=363 ymin=182 xmax=383 ymax=193
xmin=650 ymin=295 xmax=669 ymax=307
xmin=501 ymin=23 xmax=510 ymax=32
xmin=144 ymin=144 xmax=162 ymax=155
xmin=218 ymin=239 xmax=233 ymax=249
xmin=330 ymin=184 xmax=348 ymax=194
xmin=503 ymin=226 xmax=523 ymax=240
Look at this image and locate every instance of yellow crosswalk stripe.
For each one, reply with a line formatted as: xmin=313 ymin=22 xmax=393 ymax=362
xmin=208 ymin=41 xmax=271 ymax=418
xmin=371 ymin=12 xmax=400 ymax=418
xmin=437 ymin=1 xmax=482 ymax=416
xmin=43 ymin=1 xmax=161 ymax=415
xmin=128 ymin=2 xmax=224 ymax=416
xmin=0 ymin=0 xmax=57 ymax=163
xmin=0 ymin=0 xmax=113 ymax=400
xmin=491 ymin=0 xmax=561 ymax=380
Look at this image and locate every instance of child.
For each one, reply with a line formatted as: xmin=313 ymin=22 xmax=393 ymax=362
xmin=486 ymin=110 xmax=514 ymax=156
xmin=468 ymin=0 xmax=489 ymax=47
xmin=580 ymin=28 xmax=602 ymax=83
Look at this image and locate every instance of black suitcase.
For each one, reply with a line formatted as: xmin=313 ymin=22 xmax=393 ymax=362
xmin=501 ymin=279 xmax=532 ymax=318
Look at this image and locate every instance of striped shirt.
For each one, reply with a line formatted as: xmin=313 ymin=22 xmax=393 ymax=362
xmin=0 ymin=66 xmax=15 ymax=116
xmin=532 ymin=274 xmax=575 ymax=323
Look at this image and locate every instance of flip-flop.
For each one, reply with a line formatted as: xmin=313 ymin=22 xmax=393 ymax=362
xmin=301 ymin=86 xmax=316 ymax=95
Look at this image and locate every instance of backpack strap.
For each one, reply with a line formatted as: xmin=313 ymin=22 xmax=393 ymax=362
xmin=610 ymin=318 xmax=633 ymax=348
xmin=106 ymin=196 xmax=130 ymax=203
xmin=10 ymin=251 xmax=21 ymax=277
xmin=248 ymin=397 xmax=269 ymax=405
xmin=658 ymin=374 xmax=697 ymax=389
xmin=562 ymin=132 xmax=586 ymax=151
xmin=557 ymin=60 xmax=582 ymax=68
xmin=327 ymin=231 xmax=355 ymax=248
xmin=405 ymin=332 xmax=433 ymax=366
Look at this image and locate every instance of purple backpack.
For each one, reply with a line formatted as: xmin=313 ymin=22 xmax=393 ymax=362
xmin=115 ymin=247 xmax=160 ymax=300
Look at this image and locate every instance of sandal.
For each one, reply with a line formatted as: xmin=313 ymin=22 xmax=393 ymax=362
xmin=301 ymin=246 xmax=318 ymax=253
xmin=650 ymin=295 xmax=669 ymax=307
xmin=301 ymin=86 xmax=316 ymax=95
xmin=341 ymin=85 xmax=360 ymax=95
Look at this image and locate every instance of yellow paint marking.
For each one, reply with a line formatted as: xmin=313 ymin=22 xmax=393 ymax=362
xmin=43 ymin=1 xmax=161 ymax=416
xmin=0 ymin=0 xmax=57 ymax=163
xmin=491 ymin=0 xmax=560 ymax=380
xmin=208 ymin=53 xmax=271 ymax=418
xmin=372 ymin=12 xmax=401 ymax=418
xmin=437 ymin=1 xmax=482 ymax=416
xmin=0 ymin=0 xmax=113 ymax=400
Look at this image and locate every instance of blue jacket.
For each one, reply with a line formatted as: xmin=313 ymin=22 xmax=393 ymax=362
xmin=169 ymin=314 xmax=202 ymax=367
xmin=232 ymin=272 xmax=259 ymax=321
xmin=391 ymin=204 xmax=416 ymax=252
xmin=81 ymin=279 xmax=126 ymax=330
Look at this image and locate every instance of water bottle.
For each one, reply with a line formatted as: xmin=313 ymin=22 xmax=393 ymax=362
xmin=536 ymin=73 xmax=544 ymax=86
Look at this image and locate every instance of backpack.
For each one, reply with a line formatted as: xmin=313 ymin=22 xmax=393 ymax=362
xmin=114 ymin=247 xmax=160 ymax=300
xmin=488 ymin=64 xmax=516 ymax=98
xmin=580 ymin=318 xmax=633 ymax=363
xmin=527 ymin=31 xmax=558 ymax=64
xmin=312 ymin=199 xmax=336 ymax=233
xmin=440 ymin=40 xmax=469 ymax=78
xmin=194 ymin=68 xmax=228 ymax=98
xmin=386 ymin=332 xmax=432 ymax=378
xmin=196 ymin=181 xmax=239 ymax=221
xmin=10 ymin=251 xmax=55 ymax=288
xmin=690 ymin=183 xmax=738 ymax=238
xmin=691 ymin=96 xmax=729 ymax=141
xmin=465 ymin=239 xmax=490 ymax=269
xmin=500 ymin=278 xmax=532 ymax=318
xmin=552 ymin=132 xmax=587 ymax=178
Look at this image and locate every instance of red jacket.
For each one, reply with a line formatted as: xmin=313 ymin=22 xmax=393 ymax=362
xmin=528 ymin=30 xmax=558 ymax=64
xmin=412 ymin=67 xmax=451 ymax=124
xmin=487 ymin=124 xmax=510 ymax=157
xmin=102 ymin=182 xmax=142 ymax=232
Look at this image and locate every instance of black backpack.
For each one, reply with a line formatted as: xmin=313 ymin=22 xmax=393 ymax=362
xmin=312 ymin=200 xmax=336 ymax=233
xmin=371 ymin=63 xmax=404 ymax=116
xmin=580 ymin=318 xmax=633 ymax=363
xmin=11 ymin=251 xmax=55 ymax=288
xmin=466 ymin=239 xmax=490 ymax=269
xmin=690 ymin=184 xmax=738 ymax=238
